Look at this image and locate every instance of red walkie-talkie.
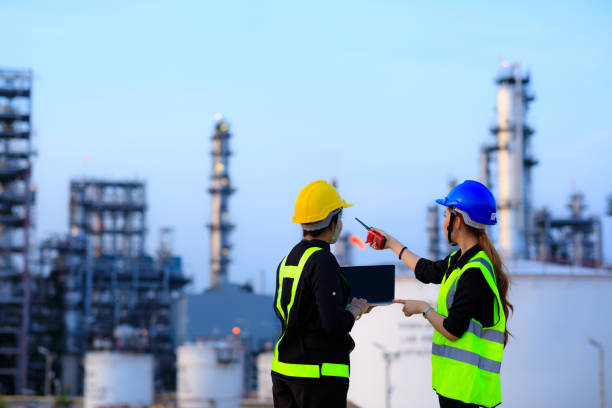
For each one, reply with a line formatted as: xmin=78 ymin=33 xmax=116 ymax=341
xmin=355 ymin=217 xmax=387 ymax=250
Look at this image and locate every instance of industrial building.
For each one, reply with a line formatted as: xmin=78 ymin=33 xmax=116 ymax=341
xmin=0 ymin=69 xmax=35 ymax=395
xmin=32 ymin=180 xmax=189 ymax=394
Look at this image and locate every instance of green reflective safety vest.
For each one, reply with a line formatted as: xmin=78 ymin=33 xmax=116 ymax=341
xmin=271 ymin=246 xmax=350 ymax=379
xmin=432 ymin=250 xmax=505 ymax=408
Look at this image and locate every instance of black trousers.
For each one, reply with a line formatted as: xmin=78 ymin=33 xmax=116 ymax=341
xmin=438 ymin=394 xmax=482 ymax=408
xmin=272 ymin=376 xmax=349 ymax=408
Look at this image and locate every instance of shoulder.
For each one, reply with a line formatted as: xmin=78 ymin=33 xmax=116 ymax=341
xmin=309 ymin=248 xmax=339 ymax=268
xmin=457 ymin=267 xmax=490 ymax=290
xmin=304 ymin=249 xmax=339 ymax=281
xmin=448 ymin=249 xmax=461 ymax=265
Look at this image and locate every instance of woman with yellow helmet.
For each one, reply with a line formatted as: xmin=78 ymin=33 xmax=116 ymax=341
xmin=271 ymin=180 xmax=371 ymax=408
xmin=371 ymin=180 xmax=513 ymax=408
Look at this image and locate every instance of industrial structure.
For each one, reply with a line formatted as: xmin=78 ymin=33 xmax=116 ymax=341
xmin=480 ymin=63 xmax=537 ymax=259
xmin=176 ymin=340 xmax=245 ymax=408
xmin=69 ymin=180 xmax=147 ymax=257
xmin=475 ymin=63 xmax=604 ymax=266
xmin=84 ymin=351 xmax=154 ymax=408
xmin=172 ymin=117 xmax=279 ymax=396
xmin=426 ymin=205 xmax=440 ymax=260
xmin=33 ymin=180 xmax=189 ymax=394
xmin=0 ymin=69 xmax=35 ymax=394
xmin=426 ymin=180 xmax=456 ymax=260
xmin=533 ymin=193 xmax=603 ymax=266
xmin=209 ymin=115 xmax=235 ymax=288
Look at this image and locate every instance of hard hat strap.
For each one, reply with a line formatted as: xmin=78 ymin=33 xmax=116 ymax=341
xmin=447 ymin=210 xmax=458 ymax=246
xmin=330 ymin=216 xmax=342 ymax=244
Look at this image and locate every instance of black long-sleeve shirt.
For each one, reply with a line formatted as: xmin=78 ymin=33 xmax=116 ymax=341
xmin=273 ymin=239 xmax=355 ymax=382
xmin=414 ymin=244 xmax=496 ymax=338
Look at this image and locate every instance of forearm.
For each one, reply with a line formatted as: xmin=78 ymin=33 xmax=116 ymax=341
xmin=387 ymin=239 xmax=421 ymax=271
xmin=417 ymin=301 xmax=459 ymax=342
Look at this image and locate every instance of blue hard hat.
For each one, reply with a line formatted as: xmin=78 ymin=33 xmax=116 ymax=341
xmin=435 ymin=180 xmax=497 ymax=228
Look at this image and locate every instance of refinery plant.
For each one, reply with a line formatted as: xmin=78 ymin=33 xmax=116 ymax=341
xmin=0 ymin=61 xmax=610 ymax=408
xmin=0 ymin=72 xmax=278 ymax=407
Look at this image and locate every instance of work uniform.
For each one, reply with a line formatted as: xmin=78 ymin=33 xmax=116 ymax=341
xmin=416 ymin=244 xmax=505 ymax=408
xmin=271 ymin=239 xmax=355 ymax=408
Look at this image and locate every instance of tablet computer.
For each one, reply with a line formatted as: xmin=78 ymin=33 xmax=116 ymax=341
xmin=340 ymin=265 xmax=395 ymax=305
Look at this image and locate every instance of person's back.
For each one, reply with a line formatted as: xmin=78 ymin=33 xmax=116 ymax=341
xmin=271 ymin=180 xmax=370 ymax=408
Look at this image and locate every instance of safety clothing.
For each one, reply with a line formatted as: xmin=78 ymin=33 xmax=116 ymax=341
xmin=292 ymin=180 xmax=353 ymax=224
xmin=432 ymin=250 xmax=505 ymax=408
xmin=272 ymin=246 xmax=351 ymax=380
xmin=436 ymin=180 xmax=497 ymax=229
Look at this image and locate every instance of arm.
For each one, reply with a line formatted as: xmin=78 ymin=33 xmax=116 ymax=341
xmin=393 ymin=269 xmax=492 ymax=341
xmin=309 ymin=254 xmax=357 ymax=337
xmin=370 ymin=228 xmax=420 ymax=270
xmin=392 ymin=299 xmax=459 ymax=341
xmin=370 ymin=228 xmax=449 ymax=284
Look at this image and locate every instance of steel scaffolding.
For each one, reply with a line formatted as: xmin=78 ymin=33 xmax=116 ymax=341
xmin=32 ymin=180 xmax=189 ymax=394
xmin=0 ymin=69 xmax=34 ymax=394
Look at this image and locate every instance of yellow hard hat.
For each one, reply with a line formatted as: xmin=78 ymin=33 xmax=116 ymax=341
xmin=292 ymin=180 xmax=353 ymax=224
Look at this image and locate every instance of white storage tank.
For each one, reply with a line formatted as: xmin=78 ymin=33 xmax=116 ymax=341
xmin=256 ymin=351 xmax=273 ymax=400
xmin=84 ymin=351 xmax=153 ymax=408
xmin=177 ymin=340 xmax=245 ymax=408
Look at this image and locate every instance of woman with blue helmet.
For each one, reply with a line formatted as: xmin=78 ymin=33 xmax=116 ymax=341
xmin=371 ymin=180 xmax=512 ymax=408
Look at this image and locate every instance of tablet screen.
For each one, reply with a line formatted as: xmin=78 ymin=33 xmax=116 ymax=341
xmin=340 ymin=265 xmax=395 ymax=305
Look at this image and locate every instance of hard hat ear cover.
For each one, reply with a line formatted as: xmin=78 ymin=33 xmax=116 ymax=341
xmin=302 ymin=208 xmax=342 ymax=231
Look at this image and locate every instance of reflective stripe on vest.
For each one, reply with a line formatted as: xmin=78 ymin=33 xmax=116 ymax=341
xmin=432 ymin=344 xmax=501 ymax=374
xmin=432 ymin=250 xmax=505 ymax=407
xmin=272 ymin=246 xmax=350 ymax=379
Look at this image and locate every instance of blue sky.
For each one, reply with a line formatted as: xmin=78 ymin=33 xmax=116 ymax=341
xmin=2 ymin=0 xmax=611 ymax=292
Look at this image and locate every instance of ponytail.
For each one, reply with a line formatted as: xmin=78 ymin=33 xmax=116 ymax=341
xmin=475 ymin=229 xmax=513 ymax=346
xmin=455 ymin=210 xmax=514 ymax=346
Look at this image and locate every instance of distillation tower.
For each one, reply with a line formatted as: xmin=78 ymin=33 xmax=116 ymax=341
xmin=480 ymin=63 xmax=537 ymax=259
xmin=208 ymin=115 xmax=235 ymax=288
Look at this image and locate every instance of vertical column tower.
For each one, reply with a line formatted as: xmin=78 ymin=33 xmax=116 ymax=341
xmin=491 ymin=64 xmax=537 ymax=259
xmin=208 ymin=115 xmax=235 ymax=288
xmin=0 ymin=69 xmax=34 ymax=394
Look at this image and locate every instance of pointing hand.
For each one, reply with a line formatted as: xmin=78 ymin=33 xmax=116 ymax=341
xmin=392 ymin=299 xmax=428 ymax=317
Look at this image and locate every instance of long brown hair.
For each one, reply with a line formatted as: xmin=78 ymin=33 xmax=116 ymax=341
xmin=456 ymin=214 xmax=514 ymax=345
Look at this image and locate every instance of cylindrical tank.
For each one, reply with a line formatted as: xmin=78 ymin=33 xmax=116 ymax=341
xmin=84 ymin=351 xmax=153 ymax=408
xmin=256 ymin=351 xmax=273 ymax=400
xmin=177 ymin=340 xmax=244 ymax=408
